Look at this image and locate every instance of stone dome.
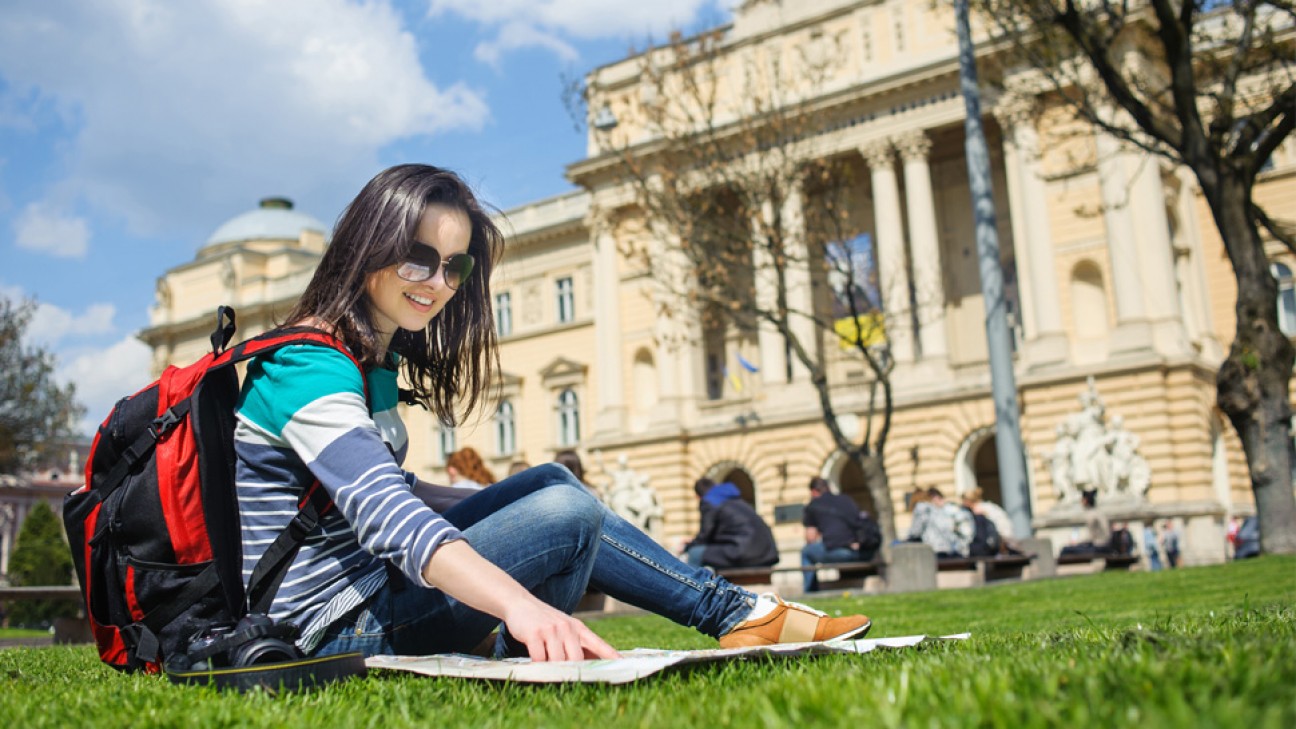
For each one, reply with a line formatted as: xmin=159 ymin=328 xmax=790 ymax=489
xmin=204 ymin=197 xmax=328 ymax=247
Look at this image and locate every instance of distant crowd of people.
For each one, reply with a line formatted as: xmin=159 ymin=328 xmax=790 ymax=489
xmin=439 ymin=449 xmax=1257 ymax=590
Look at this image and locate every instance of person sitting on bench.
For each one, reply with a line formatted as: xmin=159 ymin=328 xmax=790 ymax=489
xmin=800 ymin=478 xmax=878 ymax=592
xmin=682 ymin=479 xmax=779 ymax=572
xmin=907 ymin=488 xmax=974 ymax=558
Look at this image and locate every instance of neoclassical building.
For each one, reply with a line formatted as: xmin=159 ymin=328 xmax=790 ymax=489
xmin=141 ymin=0 xmax=1295 ymax=574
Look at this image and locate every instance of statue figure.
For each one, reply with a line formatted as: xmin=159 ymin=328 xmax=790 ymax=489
xmin=1042 ymin=422 xmax=1080 ymax=504
xmin=603 ymin=454 xmax=665 ymax=542
xmin=1065 ymin=378 xmax=1114 ymax=495
xmin=1045 ymin=379 xmax=1152 ymax=509
xmin=1108 ymin=415 xmax=1151 ymax=499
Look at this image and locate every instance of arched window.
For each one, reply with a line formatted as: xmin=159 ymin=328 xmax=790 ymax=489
xmin=632 ymin=348 xmax=657 ymax=412
xmin=556 ymin=389 xmax=580 ymax=447
xmin=1271 ymin=262 xmax=1296 ymax=335
xmin=1071 ymin=261 xmax=1110 ymax=340
xmin=495 ymin=401 xmax=516 ymax=456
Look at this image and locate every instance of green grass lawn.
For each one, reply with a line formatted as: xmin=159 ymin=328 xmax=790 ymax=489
xmin=0 ymin=628 xmax=50 ymax=639
xmin=2 ymin=556 xmax=1293 ymax=728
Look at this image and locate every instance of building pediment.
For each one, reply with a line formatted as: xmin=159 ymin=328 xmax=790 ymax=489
xmin=539 ymin=357 xmax=588 ymax=388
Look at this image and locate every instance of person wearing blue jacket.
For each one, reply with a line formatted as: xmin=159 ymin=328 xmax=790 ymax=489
xmin=683 ymin=479 xmax=780 ymax=569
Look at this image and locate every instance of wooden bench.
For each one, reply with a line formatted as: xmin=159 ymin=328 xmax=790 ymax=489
xmin=719 ymin=559 xmax=884 ymax=593
xmin=715 ymin=566 xmax=776 ymax=587
xmin=796 ymin=560 xmax=883 ymax=592
xmin=0 ymin=585 xmax=91 ymax=644
xmin=935 ymin=553 xmax=1034 ymax=588
xmin=1056 ymin=552 xmax=1139 ymax=574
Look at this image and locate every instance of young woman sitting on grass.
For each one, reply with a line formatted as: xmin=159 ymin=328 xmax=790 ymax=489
xmin=233 ymin=163 xmax=872 ymax=662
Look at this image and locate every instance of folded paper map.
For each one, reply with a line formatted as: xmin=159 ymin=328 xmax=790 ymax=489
xmin=366 ymin=633 xmax=969 ymax=685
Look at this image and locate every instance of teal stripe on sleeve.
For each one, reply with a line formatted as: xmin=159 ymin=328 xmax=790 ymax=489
xmin=366 ymin=365 xmax=399 ymax=413
xmin=238 ymin=345 xmax=366 ymax=437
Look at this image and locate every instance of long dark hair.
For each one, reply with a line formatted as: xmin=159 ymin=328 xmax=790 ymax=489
xmin=285 ymin=164 xmax=502 ymax=425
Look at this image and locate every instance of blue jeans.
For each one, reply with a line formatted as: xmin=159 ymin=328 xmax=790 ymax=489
xmin=801 ymin=542 xmax=860 ymax=593
xmin=313 ymin=464 xmax=755 ymax=656
xmin=312 ymin=479 xmax=602 ymax=657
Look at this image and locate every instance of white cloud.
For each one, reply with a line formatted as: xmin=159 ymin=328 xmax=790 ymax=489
xmin=14 ymin=202 xmax=91 ymax=258
xmin=0 ymin=285 xmax=118 ymax=347
xmin=429 ymin=0 xmax=724 ymax=40
xmin=26 ymin=301 xmax=118 ymax=347
xmin=475 ymin=22 xmax=580 ymax=67
xmin=58 ymin=335 xmax=154 ymax=436
xmin=0 ymin=0 xmax=491 ymax=239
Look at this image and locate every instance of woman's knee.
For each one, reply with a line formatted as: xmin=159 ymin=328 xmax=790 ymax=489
xmin=522 ymin=483 xmax=604 ymax=540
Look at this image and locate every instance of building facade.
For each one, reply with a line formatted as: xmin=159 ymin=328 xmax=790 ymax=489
xmin=139 ymin=0 xmax=1296 ymax=572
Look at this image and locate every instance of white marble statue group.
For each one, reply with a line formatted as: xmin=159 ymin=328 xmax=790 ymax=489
xmin=1042 ymin=377 xmax=1151 ymax=506
xmin=600 ymin=453 xmax=665 ymax=541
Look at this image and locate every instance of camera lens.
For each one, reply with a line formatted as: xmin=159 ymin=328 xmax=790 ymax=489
xmin=231 ymin=637 xmax=299 ymax=667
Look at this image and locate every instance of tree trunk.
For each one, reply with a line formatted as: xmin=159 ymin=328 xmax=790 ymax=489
xmin=861 ymin=454 xmax=896 ymax=544
xmin=1212 ymin=179 xmax=1296 ymax=555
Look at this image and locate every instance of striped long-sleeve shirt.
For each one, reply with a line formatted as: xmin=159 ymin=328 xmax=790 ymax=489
xmin=234 ymin=345 xmax=463 ymax=651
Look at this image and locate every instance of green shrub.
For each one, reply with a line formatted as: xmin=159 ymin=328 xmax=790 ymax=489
xmin=5 ymin=501 xmax=79 ymax=628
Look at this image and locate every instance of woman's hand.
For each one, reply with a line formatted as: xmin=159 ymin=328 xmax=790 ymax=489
xmin=422 ymin=539 xmax=620 ymax=662
xmin=502 ymin=601 xmax=620 ymax=662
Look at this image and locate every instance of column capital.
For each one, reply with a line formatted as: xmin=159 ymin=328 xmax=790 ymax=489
xmin=992 ymin=92 xmax=1036 ymax=134
xmin=583 ymin=205 xmax=614 ymax=237
xmin=859 ymin=139 xmax=895 ymax=170
xmin=893 ymin=130 xmax=932 ymax=161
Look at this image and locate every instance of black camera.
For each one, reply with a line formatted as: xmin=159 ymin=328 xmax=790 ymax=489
xmin=174 ymin=613 xmax=302 ymax=672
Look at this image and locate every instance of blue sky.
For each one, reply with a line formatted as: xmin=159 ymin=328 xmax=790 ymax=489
xmin=0 ymin=0 xmax=732 ymax=434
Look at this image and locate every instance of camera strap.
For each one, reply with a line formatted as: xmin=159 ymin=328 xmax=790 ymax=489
xmin=167 ymin=651 xmax=368 ymax=693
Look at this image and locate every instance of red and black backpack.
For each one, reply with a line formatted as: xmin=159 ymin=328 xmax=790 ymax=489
xmin=63 ymin=307 xmax=366 ymax=675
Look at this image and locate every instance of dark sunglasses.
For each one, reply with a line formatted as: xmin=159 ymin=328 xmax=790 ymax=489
xmin=396 ymin=243 xmax=475 ymax=290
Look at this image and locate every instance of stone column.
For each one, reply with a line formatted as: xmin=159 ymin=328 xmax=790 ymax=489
xmin=588 ymin=207 xmax=626 ymax=435
xmin=1095 ymin=128 xmax=1152 ymax=354
xmin=895 ymin=130 xmax=948 ymax=364
xmin=752 ymin=201 xmax=788 ymax=385
xmin=995 ymin=96 xmax=1069 ymax=368
xmin=1169 ymin=168 xmax=1224 ymax=360
xmin=862 ymin=139 xmax=914 ymax=364
xmin=650 ymin=224 xmax=701 ymax=425
xmin=782 ymin=181 xmax=814 ymax=381
xmin=1127 ymin=156 xmax=1191 ymax=356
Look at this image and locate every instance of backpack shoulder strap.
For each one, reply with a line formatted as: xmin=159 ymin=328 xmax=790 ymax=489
xmin=215 ymin=327 xmax=371 ymax=404
xmin=223 ymin=326 xmax=377 ymax=614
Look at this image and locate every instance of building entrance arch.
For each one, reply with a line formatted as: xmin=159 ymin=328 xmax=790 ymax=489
xmin=823 ymin=451 xmax=878 ymax=517
xmin=704 ymin=460 xmax=756 ymax=506
xmin=954 ymin=426 xmax=1003 ymax=505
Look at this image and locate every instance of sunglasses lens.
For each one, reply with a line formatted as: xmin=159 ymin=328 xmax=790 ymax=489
xmin=445 ymin=254 xmax=475 ymax=289
xmin=397 ymin=244 xmax=442 ymax=282
xmin=396 ymin=261 xmax=431 ymax=282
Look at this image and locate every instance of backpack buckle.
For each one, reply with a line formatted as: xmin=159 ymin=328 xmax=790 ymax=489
xmin=149 ymin=408 xmax=184 ymax=440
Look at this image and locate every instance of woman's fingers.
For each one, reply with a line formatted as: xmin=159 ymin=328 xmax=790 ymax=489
xmin=519 ymin=613 xmax=619 ymax=662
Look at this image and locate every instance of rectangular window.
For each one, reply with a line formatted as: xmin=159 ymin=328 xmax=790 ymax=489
xmin=495 ymin=401 xmax=517 ymax=456
xmin=438 ymin=427 xmax=456 ymax=464
xmin=556 ymin=276 xmax=574 ymax=324
xmin=495 ymin=292 xmax=513 ymax=337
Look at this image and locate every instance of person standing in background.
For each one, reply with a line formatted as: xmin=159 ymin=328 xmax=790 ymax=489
xmin=1161 ymin=521 xmax=1182 ymax=568
xmin=1143 ymin=522 xmax=1163 ymax=571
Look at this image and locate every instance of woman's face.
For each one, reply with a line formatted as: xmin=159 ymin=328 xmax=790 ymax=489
xmin=366 ymin=203 xmax=472 ymax=347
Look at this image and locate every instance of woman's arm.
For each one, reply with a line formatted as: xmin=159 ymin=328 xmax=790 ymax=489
xmin=421 ymin=540 xmax=619 ymax=661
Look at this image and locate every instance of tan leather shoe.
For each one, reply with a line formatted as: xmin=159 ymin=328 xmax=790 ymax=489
xmin=718 ymin=594 xmax=871 ymax=649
